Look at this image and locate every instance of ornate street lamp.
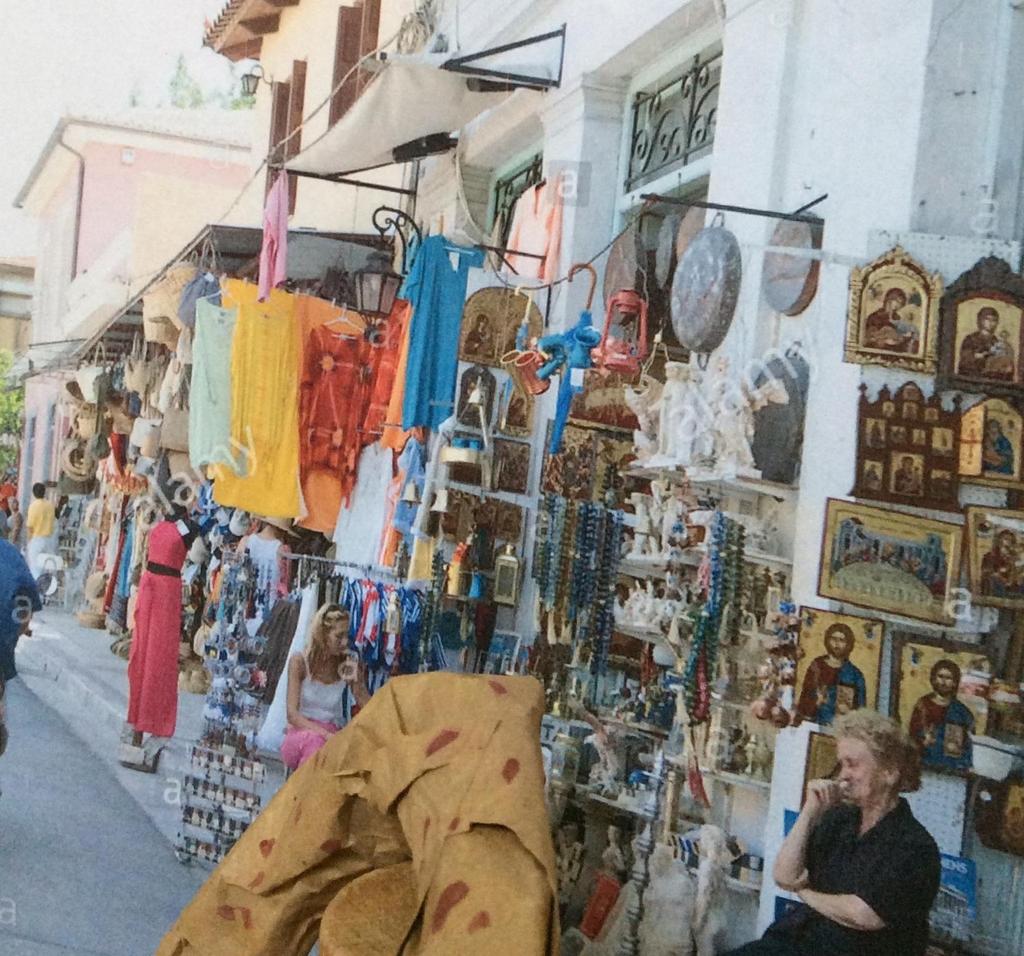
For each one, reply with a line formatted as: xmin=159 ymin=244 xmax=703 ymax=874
xmin=354 ymin=247 xmax=403 ymax=318
xmin=355 ymin=206 xmax=423 ymax=317
xmin=240 ymin=64 xmax=266 ymax=97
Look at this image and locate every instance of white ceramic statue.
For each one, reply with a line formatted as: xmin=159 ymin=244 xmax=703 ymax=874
xmin=625 ymin=375 xmax=663 ymax=464
xmin=601 ymin=825 xmax=629 ymax=882
xmin=703 ymin=357 xmax=789 ymax=478
xmin=650 ymin=361 xmax=707 ymax=468
xmin=627 ymin=492 xmax=656 ymax=560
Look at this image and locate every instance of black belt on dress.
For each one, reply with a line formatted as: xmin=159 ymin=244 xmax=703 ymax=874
xmin=146 ymin=561 xmax=180 ymax=578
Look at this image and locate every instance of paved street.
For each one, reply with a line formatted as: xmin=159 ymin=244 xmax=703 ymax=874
xmin=0 ymin=679 xmax=204 ymax=956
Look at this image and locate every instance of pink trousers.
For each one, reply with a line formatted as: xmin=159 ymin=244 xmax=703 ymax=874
xmin=280 ymin=719 xmax=342 ymax=770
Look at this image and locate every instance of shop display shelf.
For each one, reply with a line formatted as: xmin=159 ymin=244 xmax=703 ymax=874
xmin=613 ymin=622 xmax=668 ymax=647
xmin=181 ymin=807 xmax=250 ymax=842
xmin=681 ymin=863 xmax=762 ymax=896
xmin=617 ymin=558 xmax=670 ymax=580
xmin=577 ymin=785 xmax=653 ymax=819
xmin=675 ymin=543 xmax=792 ymax=571
xmin=624 ymin=465 xmax=799 ymax=503
xmin=603 ymin=715 xmax=670 ymax=740
xmin=699 ymin=766 xmax=771 ymax=792
xmin=190 ymin=744 xmax=266 ymax=783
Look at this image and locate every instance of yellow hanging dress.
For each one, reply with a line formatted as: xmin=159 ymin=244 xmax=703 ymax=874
xmin=212 ymin=279 xmax=302 ymax=518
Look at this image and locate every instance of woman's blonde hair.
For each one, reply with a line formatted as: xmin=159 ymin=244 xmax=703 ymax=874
xmin=833 ymin=709 xmax=922 ymax=793
xmin=305 ymin=603 xmax=350 ymax=678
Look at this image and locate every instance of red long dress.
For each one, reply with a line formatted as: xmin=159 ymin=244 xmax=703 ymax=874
xmin=127 ymin=521 xmax=186 ymax=737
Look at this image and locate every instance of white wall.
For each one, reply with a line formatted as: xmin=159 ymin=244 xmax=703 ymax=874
xmin=227 ymin=0 xmax=420 ymax=234
xmin=333 ymin=0 xmax=1024 ymax=942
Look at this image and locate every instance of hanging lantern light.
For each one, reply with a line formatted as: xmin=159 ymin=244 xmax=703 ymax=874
xmin=354 ymin=248 xmax=403 ymax=318
xmin=240 ymin=64 xmax=266 ymax=97
xmin=593 ymin=289 xmax=650 ymax=375
xmin=493 ymin=544 xmax=521 ymax=606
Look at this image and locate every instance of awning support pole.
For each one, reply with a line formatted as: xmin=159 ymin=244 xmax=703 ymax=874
xmin=287 ymin=168 xmax=418 ymax=197
xmin=639 ymin=192 xmax=828 ymax=223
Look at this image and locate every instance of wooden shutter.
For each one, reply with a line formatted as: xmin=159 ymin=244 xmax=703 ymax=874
xmin=357 ymin=0 xmax=381 ymax=95
xmin=285 ymin=59 xmax=307 ymax=213
xmin=267 ymin=78 xmax=291 ymax=196
xmin=330 ymin=5 xmax=363 ymax=126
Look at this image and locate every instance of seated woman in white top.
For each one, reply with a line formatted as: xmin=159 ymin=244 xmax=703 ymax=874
xmin=280 ymin=603 xmax=369 ymax=771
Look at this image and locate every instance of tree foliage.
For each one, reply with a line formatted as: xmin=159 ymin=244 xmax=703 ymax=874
xmin=168 ymin=54 xmax=206 ymax=109
xmin=0 ymin=350 xmax=25 ymax=477
xmin=164 ymin=55 xmax=254 ymax=111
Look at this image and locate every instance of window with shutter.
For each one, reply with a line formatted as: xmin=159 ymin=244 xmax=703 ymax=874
xmin=357 ymin=0 xmax=381 ymax=95
xmin=266 ymin=63 xmax=306 ymax=211
xmin=330 ymin=1 xmax=382 ymax=127
xmin=267 ymin=78 xmax=291 ymax=196
xmin=285 ymin=60 xmax=307 ymax=214
xmin=330 ymin=5 xmax=363 ymax=126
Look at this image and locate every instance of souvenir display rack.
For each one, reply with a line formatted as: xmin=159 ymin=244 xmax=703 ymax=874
xmin=175 ymin=550 xmax=268 ymax=866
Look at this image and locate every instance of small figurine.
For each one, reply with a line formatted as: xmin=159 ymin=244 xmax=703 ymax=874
xmin=704 ymin=357 xmax=788 ymax=478
xmin=651 ymin=361 xmax=707 ymax=467
xmin=625 ymin=375 xmax=663 ymax=464
xmin=627 ymin=492 xmax=657 ymax=560
xmin=744 ymin=735 xmax=758 ymax=776
xmin=556 ymin=822 xmax=586 ymax=907
xmin=601 ymin=824 xmax=629 ymax=882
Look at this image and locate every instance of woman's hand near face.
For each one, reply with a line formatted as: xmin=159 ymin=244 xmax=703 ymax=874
xmin=341 ymin=657 xmax=371 ymax=708
xmin=804 ymin=779 xmax=843 ymax=822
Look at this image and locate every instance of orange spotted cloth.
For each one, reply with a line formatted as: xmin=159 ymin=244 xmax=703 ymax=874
xmin=156 ymin=674 xmax=559 ymax=956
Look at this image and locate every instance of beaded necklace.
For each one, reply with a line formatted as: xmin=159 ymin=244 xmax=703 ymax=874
xmin=682 ymin=512 xmax=745 ymax=723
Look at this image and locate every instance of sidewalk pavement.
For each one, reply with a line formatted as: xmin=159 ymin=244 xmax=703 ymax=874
xmin=14 ymin=609 xmax=285 ymax=851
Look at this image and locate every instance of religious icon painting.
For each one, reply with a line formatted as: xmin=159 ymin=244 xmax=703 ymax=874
xmin=975 ymin=777 xmax=1024 ymax=857
xmin=959 ymin=397 xmax=1024 ymax=489
xmin=568 ymin=368 xmax=642 ymax=433
xmin=795 ymin=607 xmax=884 ymax=727
xmin=844 ymin=245 xmax=942 ymax=373
xmin=445 ymin=489 xmax=524 ymax=546
xmin=802 ymin=732 xmax=839 ymax=808
xmin=456 ymin=364 xmax=497 ymax=429
xmin=819 ymin=498 xmax=962 ymax=625
xmin=497 ymin=371 xmax=535 ymax=438
xmin=494 ymin=439 xmax=531 ymax=495
xmin=892 ymin=637 xmax=991 ymax=774
xmin=851 ymin=382 xmax=961 ymax=512
xmin=541 ymin=422 xmax=597 ymax=501
xmin=964 ymin=506 xmax=1024 ymax=609
xmin=938 ymin=256 xmax=1024 ymax=396
xmin=459 ymin=287 xmax=543 ymax=367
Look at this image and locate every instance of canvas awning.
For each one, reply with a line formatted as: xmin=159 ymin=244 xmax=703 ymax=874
xmin=6 ymin=339 xmax=87 ymax=385
xmin=286 ymin=29 xmax=564 ymax=181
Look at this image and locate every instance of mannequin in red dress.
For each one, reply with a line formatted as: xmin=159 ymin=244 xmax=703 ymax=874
xmin=121 ymin=500 xmax=197 ymax=772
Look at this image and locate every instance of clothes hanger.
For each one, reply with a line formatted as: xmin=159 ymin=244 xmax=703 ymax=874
xmin=323 ymin=302 xmax=365 ymax=338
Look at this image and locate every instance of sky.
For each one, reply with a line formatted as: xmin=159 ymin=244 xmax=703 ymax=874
xmin=0 ymin=0 xmax=238 ymax=257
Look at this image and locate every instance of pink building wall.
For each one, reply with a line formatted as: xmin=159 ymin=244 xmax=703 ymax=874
xmin=22 ymin=131 xmax=252 ymax=507
xmin=19 ymin=375 xmax=71 ymax=508
xmin=75 ymin=142 xmax=250 ymax=276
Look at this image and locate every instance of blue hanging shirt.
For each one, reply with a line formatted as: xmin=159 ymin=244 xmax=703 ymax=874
xmin=401 ymin=236 xmax=484 ymax=430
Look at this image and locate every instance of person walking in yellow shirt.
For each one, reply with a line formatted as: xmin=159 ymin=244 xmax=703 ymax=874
xmin=26 ymin=483 xmax=56 ymax=578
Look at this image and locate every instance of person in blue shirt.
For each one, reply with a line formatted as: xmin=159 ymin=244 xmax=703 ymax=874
xmin=795 ymin=623 xmax=868 ymax=726
xmin=0 ymin=537 xmax=42 ymax=763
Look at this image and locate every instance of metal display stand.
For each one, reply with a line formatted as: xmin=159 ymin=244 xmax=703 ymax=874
xmin=175 ymin=550 xmax=268 ymax=866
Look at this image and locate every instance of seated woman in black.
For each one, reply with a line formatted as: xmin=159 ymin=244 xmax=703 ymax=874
xmin=725 ymin=710 xmax=940 ymax=956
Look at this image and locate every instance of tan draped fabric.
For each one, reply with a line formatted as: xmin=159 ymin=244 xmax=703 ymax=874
xmin=157 ymin=673 xmax=559 ymax=956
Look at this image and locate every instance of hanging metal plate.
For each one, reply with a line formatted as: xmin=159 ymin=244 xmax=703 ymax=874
xmin=670 ymin=225 xmax=742 ymax=353
xmin=762 ymin=218 xmax=823 ymax=316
